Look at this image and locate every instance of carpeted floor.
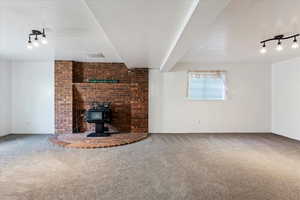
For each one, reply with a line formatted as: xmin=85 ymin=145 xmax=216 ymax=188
xmin=1 ymin=133 xmax=300 ymax=200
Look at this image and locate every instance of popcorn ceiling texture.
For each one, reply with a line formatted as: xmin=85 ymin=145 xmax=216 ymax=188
xmin=55 ymin=61 xmax=148 ymax=134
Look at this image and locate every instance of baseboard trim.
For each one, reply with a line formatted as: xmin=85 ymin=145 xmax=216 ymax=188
xmin=271 ymin=132 xmax=300 ymax=142
xmin=0 ymin=134 xmax=9 ymax=138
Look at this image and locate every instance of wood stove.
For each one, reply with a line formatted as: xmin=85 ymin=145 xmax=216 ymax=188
xmin=85 ymin=102 xmax=113 ymax=137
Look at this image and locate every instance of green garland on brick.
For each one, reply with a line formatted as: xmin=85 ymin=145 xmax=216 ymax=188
xmin=88 ymin=79 xmax=120 ymax=83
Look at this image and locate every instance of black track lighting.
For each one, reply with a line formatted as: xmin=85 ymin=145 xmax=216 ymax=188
xmin=26 ymin=28 xmax=48 ymax=49
xmin=260 ymin=33 xmax=299 ymax=54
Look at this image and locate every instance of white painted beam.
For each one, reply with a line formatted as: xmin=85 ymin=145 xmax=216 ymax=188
xmin=160 ymin=0 xmax=231 ymax=72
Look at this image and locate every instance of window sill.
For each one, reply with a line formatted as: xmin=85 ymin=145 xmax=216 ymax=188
xmin=186 ymin=97 xmax=226 ymax=102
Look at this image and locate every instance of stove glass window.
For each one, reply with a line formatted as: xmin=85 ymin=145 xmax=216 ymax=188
xmin=90 ymin=112 xmax=103 ymax=120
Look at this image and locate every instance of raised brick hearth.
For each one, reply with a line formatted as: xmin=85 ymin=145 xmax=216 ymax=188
xmin=55 ymin=61 xmax=148 ymax=134
xmin=50 ymin=132 xmax=149 ymax=149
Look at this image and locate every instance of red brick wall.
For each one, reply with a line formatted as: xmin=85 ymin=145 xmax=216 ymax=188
xmin=73 ymin=83 xmax=131 ymax=133
xmin=55 ymin=61 xmax=73 ymax=134
xmin=130 ymin=69 xmax=148 ymax=133
xmin=55 ymin=61 xmax=148 ymax=134
xmin=73 ymin=62 xmax=130 ymax=83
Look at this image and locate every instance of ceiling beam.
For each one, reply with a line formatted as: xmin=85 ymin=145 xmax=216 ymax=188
xmin=160 ymin=0 xmax=231 ymax=72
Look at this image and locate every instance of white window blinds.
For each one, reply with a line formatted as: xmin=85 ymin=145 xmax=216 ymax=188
xmin=188 ymin=71 xmax=226 ymax=100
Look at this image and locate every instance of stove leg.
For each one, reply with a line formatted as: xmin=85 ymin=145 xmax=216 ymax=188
xmin=95 ymin=123 xmax=104 ymax=134
xmin=87 ymin=122 xmax=110 ymax=137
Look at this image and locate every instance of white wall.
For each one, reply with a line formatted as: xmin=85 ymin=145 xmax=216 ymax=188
xmin=0 ymin=61 xmax=11 ymax=137
xmin=272 ymin=57 xmax=300 ymax=140
xmin=149 ymin=63 xmax=271 ymax=133
xmin=11 ymin=61 xmax=55 ymax=134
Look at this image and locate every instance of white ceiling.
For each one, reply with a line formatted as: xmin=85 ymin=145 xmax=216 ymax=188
xmin=1 ymin=0 xmax=300 ymax=69
xmin=85 ymin=0 xmax=198 ymax=68
xmin=181 ymin=0 xmax=300 ymax=64
xmin=0 ymin=0 xmax=122 ymax=62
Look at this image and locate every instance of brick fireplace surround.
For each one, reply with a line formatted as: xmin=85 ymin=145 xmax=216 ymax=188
xmin=55 ymin=61 xmax=148 ymax=135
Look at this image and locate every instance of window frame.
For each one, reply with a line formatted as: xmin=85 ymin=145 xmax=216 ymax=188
xmin=186 ymin=70 xmax=227 ymax=101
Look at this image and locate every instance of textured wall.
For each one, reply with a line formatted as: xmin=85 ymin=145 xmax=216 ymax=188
xmin=55 ymin=61 xmax=148 ymax=134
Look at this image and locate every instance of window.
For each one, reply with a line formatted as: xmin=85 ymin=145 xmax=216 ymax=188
xmin=187 ymin=71 xmax=226 ymax=100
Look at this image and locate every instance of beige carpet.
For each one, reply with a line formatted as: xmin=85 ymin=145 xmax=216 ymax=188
xmin=1 ymin=133 xmax=300 ymax=200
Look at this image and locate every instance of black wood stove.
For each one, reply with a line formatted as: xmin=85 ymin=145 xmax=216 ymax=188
xmin=85 ymin=102 xmax=113 ymax=137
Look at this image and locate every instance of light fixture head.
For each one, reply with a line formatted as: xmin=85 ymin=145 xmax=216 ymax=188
xmin=33 ymin=41 xmax=39 ymax=47
xmin=26 ymin=37 xmax=33 ymax=49
xmin=41 ymin=28 xmax=48 ymax=44
xmin=292 ymin=37 xmax=299 ymax=49
xmin=41 ymin=36 xmax=48 ymax=45
xmin=27 ymin=42 xmax=33 ymax=50
xmin=260 ymin=43 xmax=267 ymax=54
xmin=33 ymin=35 xmax=39 ymax=47
xmin=276 ymin=40 xmax=283 ymax=51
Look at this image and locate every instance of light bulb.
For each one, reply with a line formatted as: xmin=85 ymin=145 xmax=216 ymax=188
xmin=292 ymin=38 xmax=299 ymax=49
xmin=33 ymin=35 xmax=39 ymax=47
xmin=276 ymin=40 xmax=283 ymax=51
xmin=33 ymin=40 xmax=39 ymax=47
xmin=27 ymin=38 xmax=33 ymax=49
xmin=27 ymin=43 xmax=33 ymax=49
xmin=260 ymin=47 xmax=266 ymax=54
xmin=276 ymin=44 xmax=283 ymax=51
xmin=292 ymin=42 xmax=299 ymax=49
xmin=41 ymin=36 xmax=48 ymax=44
xmin=260 ymin=43 xmax=267 ymax=54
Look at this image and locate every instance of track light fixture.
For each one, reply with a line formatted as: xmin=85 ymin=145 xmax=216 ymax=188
xmin=26 ymin=28 xmax=48 ymax=49
xmin=260 ymin=33 xmax=299 ymax=54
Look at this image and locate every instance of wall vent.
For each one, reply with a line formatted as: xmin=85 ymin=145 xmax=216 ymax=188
xmin=87 ymin=53 xmax=105 ymax=59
